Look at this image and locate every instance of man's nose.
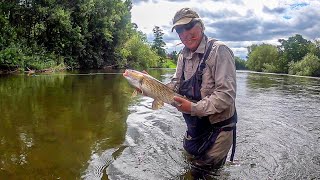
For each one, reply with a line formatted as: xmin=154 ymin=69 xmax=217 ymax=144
xmin=179 ymin=32 xmax=191 ymax=40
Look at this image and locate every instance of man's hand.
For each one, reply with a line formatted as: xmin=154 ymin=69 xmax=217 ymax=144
xmin=173 ymin=96 xmax=191 ymax=113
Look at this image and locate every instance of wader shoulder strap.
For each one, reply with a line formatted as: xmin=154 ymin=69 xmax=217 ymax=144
xmin=198 ymin=39 xmax=215 ymax=73
xmin=181 ymin=57 xmax=186 ymax=81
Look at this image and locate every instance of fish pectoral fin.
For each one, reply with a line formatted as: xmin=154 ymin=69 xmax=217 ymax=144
xmin=132 ymin=88 xmax=143 ymax=98
xmin=152 ymin=99 xmax=164 ymax=110
xmin=131 ymin=90 xmax=138 ymax=97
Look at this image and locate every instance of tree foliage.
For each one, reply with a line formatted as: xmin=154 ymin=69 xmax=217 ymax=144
xmin=246 ymin=34 xmax=320 ymax=77
xmin=278 ymin=34 xmax=311 ymax=63
xmin=234 ymin=56 xmax=247 ymax=70
xmin=288 ymin=53 xmax=320 ymax=76
xmin=168 ymin=50 xmax=179 ymax=64
xmin=152 ymin=26 xmax=166 ymax=58
xmin=0 ymin=0 xmax=173 ymax=72
xmin=308 ymin=40 xmax=320 ymax=58
xmin=120 ymin=33 xmax=159 ymax=69
xmin=246 ymin=44 xmax=278 ymax=72
xmin=0 ymin=0 xmax=137 ymax=70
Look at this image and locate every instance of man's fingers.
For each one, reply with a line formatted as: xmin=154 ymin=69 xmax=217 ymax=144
xmin=173 ymin=96 xmax=183 ymax=103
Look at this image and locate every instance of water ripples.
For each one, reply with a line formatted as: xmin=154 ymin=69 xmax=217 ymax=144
xmin=82 ymin=71 xmax=320 ymax=179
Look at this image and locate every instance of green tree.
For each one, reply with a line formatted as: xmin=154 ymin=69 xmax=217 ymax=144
xmin=246 ymin=44 xmax=278 ymax=72
xmin=120 ymin=33 xmax=159 ymax=69
xmin=168 ymin=50 xmax=178 ymax=64
xmin=246 ymin=44 xmax=258 ymax=58
xmin=152 ymin=26 xmax=166 ymax=58
xmin=234 ymin=57 xmax=247 ymax=70
xmin=278 ymin=34 xmax=311 ymax=62
xmin=0 ymin=0 xmax=134 ymax=70
xmin=0 ymin=0 xmax=176 ymax=71
xmin=308 ymin=40 xmax=320 ymax=58
xmin=288 ymin=53 xmax=320 ymax=77
xmin=74 ymin=0 xmax=133 ymax=69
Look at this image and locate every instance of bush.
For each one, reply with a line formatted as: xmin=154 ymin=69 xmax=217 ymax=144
xmin=25 ymin=54 xmax=57 ymax=70
xmin=120 ymin=34 xmax=159 ymax=69
xmin=288 ymin=53 xmax=320 ymax=77
xmin=0 ymin=44 xmax=25 ymax=69
xmin=263 ymin=63 xmax=278 ymax=73
xmin=0 ymin=43 xmax=63 ymax=71
xmin=247 ymin=44 xmax=278 ymax=72
xmin=262 ymin=63 xmax=284 ymax=73
xmin=162 ymin=58 xmax=176 ymax=68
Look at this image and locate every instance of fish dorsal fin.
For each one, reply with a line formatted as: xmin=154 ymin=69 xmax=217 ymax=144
xmin=152 ymin=99 xmax=164 ymax=110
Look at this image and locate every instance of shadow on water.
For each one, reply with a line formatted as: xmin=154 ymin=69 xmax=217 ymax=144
xmin=1 ymin=70 xmax=320 ymax=179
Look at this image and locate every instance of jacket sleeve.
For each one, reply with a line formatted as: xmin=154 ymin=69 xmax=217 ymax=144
xmin=191 ymin=45 xmax=236 ymax=117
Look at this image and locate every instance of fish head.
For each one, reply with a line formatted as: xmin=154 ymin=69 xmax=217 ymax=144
xmin=123 ymin=69 xmax=144 ymax=89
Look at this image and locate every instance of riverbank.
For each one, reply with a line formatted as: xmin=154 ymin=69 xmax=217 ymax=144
xmin=0 ymin=63 xmax=69 ymax=75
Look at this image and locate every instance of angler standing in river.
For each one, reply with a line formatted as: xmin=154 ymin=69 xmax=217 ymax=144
xmin=167 ymin=7 xmax=238 ymax=176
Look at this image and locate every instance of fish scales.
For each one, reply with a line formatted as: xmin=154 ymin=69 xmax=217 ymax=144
xmin=142 ymin=77 xmax=175 ymax=104
xmin=123 ymin=69 xmax=185 ymax=109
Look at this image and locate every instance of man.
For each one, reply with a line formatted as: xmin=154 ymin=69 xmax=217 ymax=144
xmin=169 ymin=7 xmax=238 ymax=171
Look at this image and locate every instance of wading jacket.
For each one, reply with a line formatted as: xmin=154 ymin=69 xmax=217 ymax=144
xmin=170 ymin=35 xmax=236 ymax=124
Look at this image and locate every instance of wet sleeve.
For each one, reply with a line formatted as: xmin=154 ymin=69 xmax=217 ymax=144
xmin=191 ymin=45 xmax=236 ymax=117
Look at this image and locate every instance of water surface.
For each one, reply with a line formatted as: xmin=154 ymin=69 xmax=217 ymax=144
xmin=0 ymin=70 xmax=319 ymax=179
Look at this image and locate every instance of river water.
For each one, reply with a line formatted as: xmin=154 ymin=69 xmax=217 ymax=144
xmin=0 ymin=69 xmax=319 ymax=179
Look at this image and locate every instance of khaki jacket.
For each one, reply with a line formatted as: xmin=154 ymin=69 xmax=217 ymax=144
xmin=170 ymin=35 xmax=236 ymax=124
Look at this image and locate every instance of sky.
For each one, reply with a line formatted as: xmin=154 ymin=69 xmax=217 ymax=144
xmin=130 ymin=0 xmax=320 ymax=59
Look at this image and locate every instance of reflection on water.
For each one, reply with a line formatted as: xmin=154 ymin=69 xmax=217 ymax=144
xmin=0 ymin=72 xmax=131 ymax=179
xmin=0 ymin=70 xmax=320 ymax=179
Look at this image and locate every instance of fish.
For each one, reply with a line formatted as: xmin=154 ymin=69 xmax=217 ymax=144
xmin=123 ymin=69 xmax=184 ymax=110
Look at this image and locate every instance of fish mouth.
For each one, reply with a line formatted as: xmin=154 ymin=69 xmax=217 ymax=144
xmin=123 ymin=69 xmax=129 ymax=77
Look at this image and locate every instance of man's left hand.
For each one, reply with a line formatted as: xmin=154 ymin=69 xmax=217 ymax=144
xmin=173 ymin=96 xmax=191 ymax=113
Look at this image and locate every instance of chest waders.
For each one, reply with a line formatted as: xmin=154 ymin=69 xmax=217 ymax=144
xmin=178 ymin=40 xmax=237 ymax=162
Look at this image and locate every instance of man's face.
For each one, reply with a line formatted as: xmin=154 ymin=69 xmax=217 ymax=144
xmin=176 ymin=21 xmax=203 ymax=51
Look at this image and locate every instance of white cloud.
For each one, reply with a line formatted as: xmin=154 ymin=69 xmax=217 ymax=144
xmin=131 ymin=0 xmax=320 ymax=58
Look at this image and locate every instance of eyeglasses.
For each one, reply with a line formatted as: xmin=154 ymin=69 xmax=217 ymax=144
xmin=175 ymin=20 xmax=199 ymax=34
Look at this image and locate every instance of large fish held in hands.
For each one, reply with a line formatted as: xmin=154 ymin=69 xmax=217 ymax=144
xmin=123 ymin=69 xmax=184 ymax=110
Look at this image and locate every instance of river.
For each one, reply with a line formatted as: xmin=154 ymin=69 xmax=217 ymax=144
xmin=0 ymin=69 xmax=319 ymax=179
